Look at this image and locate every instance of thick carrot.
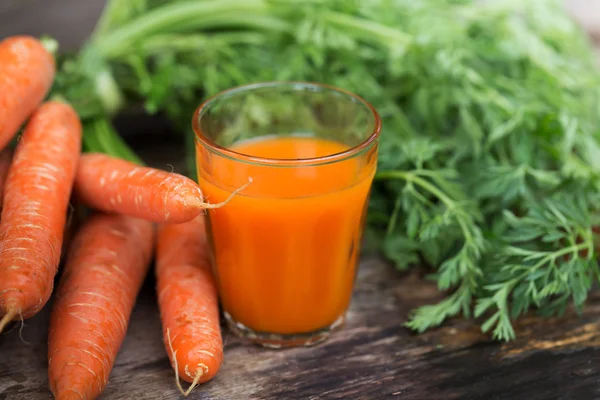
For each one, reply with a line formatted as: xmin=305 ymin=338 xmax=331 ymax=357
xmin=0 ymin=101 xmax=81 ymax=332
xmin=74 ymin=153 xmax=236 ymax=223
xmin=48 ymin=213 xmax=154 ymax=400
xmin=0 ymin=35 xmax=55 ymax=151
xmin=0 ymin=148 xmax=13 ymax=211
xmin=156 ymin=216 xmax=223 ymax=396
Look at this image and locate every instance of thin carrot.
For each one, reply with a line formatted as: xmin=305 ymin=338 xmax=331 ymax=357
xmin=74 ymin=153 xmax=249 ymax=223
xmin=0 ymin=148 xmax=13 ymax=212
xmin=48 ymin=213 xmax=154 ymax=400
xmin=0 ymin=35 xmax=55 ymax=151
xmin=0 ymin=101 xmax=81 ymax=332
xmin=156 ymin=216 xmax=223 ymax=396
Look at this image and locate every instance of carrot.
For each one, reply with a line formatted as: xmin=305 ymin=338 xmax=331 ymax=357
xmin=0 ymin=101 xmax=81 ymax=333
xmin=0 ymin=148 xmax=13 ymax=211
xmin=156 ymin=215 xmax=223 ymax=396
xmin=0 ymin=35 xmax=55 ymax=151
xmin=48 ymin=213 xmax=154 ymax=400
xmin=74 ymin=152 xmax=249 ymax=223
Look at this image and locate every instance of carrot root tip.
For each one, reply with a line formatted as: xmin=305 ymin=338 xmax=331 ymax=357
xmin=0 ymin=309 xmax=17 ymax=334
xmin=200 ymin=177 xmax=253 ymax=210
xmin=17 ymin=313 xmax=30 ymax=345
xmin=166 ymin=328 xmax=203 ymax=397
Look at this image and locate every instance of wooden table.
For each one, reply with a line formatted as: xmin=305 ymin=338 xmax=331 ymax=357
xmin=2 ymin=259 xmax=600 ymax=399
xmin=1 ymin=122 xmax=600 ymax=399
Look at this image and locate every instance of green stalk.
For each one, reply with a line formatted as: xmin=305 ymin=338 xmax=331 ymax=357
xmin=90 ymin=0 xmax=124 ymax=40
xmin=39 ymin=35 xmax=59 ymax=57
xmin=168 ymin=13 xmax=291 ymax=36
xmin=93 ymin=0 xmax=276 ymax=58
xmin=323 ymin=11 xmax=412 ymax=46
xmin=93 ymin=68 xmax=124 ymax=116
xmin=376 ymin=171 xmax=463 ymax=215
xmin=141 ymin=32 xmax=267 ymax=53
xmin=83 ymin=118 xmax=145 ymax=165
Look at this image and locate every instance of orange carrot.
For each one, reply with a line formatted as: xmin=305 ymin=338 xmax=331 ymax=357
xmin=156 ymin=216 xmax=223 ymax=396
xmin=0 ymin=148 xmax=13 ymax=211
xmin=0 ymin=101 xmax=81 ymax=332
xmin=74 ymin=153 xmax=231 ymax=223
xmin=48 ymin=213 xmax=154 ymax=400
xmin=0 ymin=35 xmax=55 ymax=151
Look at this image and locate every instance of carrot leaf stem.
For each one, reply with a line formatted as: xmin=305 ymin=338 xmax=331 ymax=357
xmin=83 ymin=118 xmax=144 ymax=165
xmin=39 ymin=35 xmax=59 ymax=57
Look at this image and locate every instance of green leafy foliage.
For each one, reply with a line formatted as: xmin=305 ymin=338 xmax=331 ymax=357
xmin=475 ymin=192 xmax=600 ymax=340
xmin=51 ymin=0 xmax=600 ymax=340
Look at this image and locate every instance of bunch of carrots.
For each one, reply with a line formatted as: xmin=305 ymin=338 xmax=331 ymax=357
xmin=0 ymin=36 xmax=225 ymax=399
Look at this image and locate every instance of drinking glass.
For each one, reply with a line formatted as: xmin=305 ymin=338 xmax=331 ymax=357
xmin=193 ymin=82 xmax=381 ymax=348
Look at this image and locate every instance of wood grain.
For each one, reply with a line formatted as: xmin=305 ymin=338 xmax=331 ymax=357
xmin=1 ymin=252 xmax=600 ymax=399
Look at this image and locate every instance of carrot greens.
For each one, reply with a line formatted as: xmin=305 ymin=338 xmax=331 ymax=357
xmin=51 ymin=0 xmax=600 ymax=340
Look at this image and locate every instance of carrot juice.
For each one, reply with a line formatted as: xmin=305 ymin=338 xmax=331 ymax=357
xmin=194 ymin=82 xmax=381 ymax=347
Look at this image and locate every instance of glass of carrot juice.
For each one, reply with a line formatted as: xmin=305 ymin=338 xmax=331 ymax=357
xmin=193 ymin=82 xmax=381 ymax=348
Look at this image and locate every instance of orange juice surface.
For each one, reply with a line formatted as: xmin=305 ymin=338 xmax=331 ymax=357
xmin=197 ymin=135 xmax=375 ymax=335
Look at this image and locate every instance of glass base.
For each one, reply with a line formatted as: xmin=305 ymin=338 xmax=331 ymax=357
xmin=224 ymin=312 xmax=346 ymax=349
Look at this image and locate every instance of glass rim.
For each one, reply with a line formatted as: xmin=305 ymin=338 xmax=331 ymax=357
xmin=192 ymin=81 xmax=381 ymax=166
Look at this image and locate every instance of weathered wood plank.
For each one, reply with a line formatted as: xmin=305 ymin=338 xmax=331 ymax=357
xmin=2 ymin=254 xmax=600 ymax=399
